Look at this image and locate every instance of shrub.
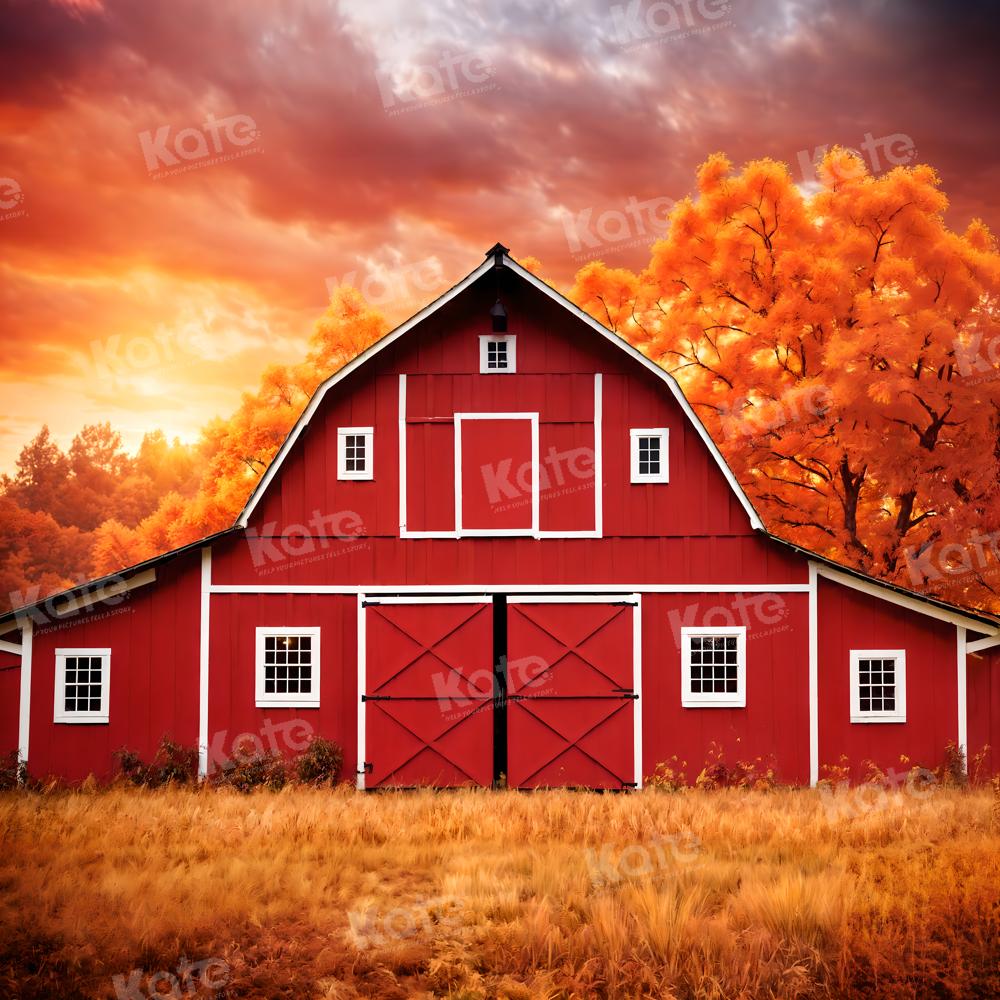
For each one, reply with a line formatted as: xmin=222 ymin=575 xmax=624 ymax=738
xmin=113 ymin=736 xmax=199 ymax=788
xmin=213 ymin=736 xmax=288 ymax=793
xmin=0 ymin=750 xmax=26 ymax=791
xmin=693 ymin=742 xmax=778 ymax=791
xmin=294 ymin=736 xmax=344 ymax=786
xmin=937 ymin=740 xmax=969 ymax=788
xmin=646 ymin=755 xmax=687 ymax=791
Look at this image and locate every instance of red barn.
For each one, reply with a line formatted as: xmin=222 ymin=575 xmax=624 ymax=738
xmin=2 ymin=244 xmax=999 ymax=787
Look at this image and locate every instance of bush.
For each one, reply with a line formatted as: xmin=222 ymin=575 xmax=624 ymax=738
xmin=646 ymin=755 xmax=687 ymax=791
xmin=212 ymin=736 xmax=288 ymax=793
xmin=294 ymin=736 xmax=344 ymax=786
xmin=114 ymin=736 xmax=199 ymax=788
xmin=0 ymin=750 xmax=26 ymax=791
xmin=694 ymin=742 xmax=777 ymax=791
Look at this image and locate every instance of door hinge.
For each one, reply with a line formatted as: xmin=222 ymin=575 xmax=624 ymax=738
xmin=621 ymin=781 xmax=638 ymax=789
xmin=357 ymin=761 xmax=373 ymax=775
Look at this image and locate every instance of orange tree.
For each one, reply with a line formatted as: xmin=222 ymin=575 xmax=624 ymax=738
xmin=571 ymin=151 xmax=1000 ymax=610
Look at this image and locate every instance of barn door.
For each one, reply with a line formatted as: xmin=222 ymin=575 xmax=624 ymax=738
xmin=506 ymin=598 xmax=639 ymax=789
xmin=361 ymin=598 xmax=494 ymax=788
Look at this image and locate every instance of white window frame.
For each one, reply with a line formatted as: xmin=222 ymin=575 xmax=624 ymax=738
xmin=255 ymin=627 xmax=321 ymax=708
xmin=680 ymin=626 xmax=746 ymax=708
xmin=479 ymin=334 xmax=517 ymax=374
xmin=630 ymin=428 xmax=669 ymax=483
xmin=850 ymin=649 xmax=906 ymax=723
xmin=337 ymin=427 xmax=373 ymax=481
xmin=54 ymin=648 xmax=111 ymax=724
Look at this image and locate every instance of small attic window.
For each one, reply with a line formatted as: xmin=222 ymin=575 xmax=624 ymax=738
xmin=337 ymin=427 xmax=374 ymax=480
xmin=630 ymin=428 xmax=669 ymax=483
xmin=479 ymin=335 xmax=516 ymax=374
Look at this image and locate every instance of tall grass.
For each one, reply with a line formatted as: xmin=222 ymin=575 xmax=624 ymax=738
xmin=0 ymin=786 xmax=997 ymax=998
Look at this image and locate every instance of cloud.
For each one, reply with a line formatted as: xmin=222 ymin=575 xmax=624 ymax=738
xmin=0 ymin=0 xmax=998 ymax=469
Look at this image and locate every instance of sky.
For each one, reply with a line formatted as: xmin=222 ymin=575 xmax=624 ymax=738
xmin=2 ymin=0 xmax=999 ymax=472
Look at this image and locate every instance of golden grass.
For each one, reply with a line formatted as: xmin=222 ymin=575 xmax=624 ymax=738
xmin=1 ymin=786 xmax=998 ymax=998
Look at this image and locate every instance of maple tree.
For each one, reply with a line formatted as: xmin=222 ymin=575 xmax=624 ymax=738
xmin=571 ymin=151 xmax=1000 ymax=610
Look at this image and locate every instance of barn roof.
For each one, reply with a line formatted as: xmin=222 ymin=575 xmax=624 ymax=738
xmin=234 ymin=244 xmax=765 ymax=532
xmin=1 ymin=243 xmax=998 ymax=636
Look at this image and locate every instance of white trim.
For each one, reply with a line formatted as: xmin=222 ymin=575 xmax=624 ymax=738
xmin=0 ymin=639 xmax=22 ymax=655
xmin=254 ymin=626 xmax=321 ymax=708
xmin=17 ymin=621 xmax=32 ymax=770
xmin=356 ymin=594 xmax=366 ymax=790
xmin=210 ymin=582 xmax=811 ymax=595
xmin=594 ymin=373 xmax=603 ymax=537
xmin=957 ymin=627 xmax=967 ymax=768
xmin=234 ymin=252 xmax=765 ymax=532
xmin=398 ymin=375 xmax=407 ymax=533
xmin=505 ymin=593 xmax=642 ymax=790
xmin=507 ymin=594 xmax=638 ymax=604
xmin=967 ymin=634 xmax=1000 ymax=654
xmin=808 ymin=562 xmax=819 ymax=787
xmin=479 ymin=334 xmax=516 ymax=373
xmin=454 ymin=412 xmax=540 ymax=536
xmin=630 ymin=428 xmax=669 ymax=484
xmin=849 ymin=649 xmax=906 ymax=723
xmin=812 ymin=561 xmax=997 ymax=632
xmin=366 ymin=595 xmax=491 ymax=605
xmin=53 ymin=647 xmax=111 ymax=724
xmin=43 ymin=568 xmax=156 ymax=618
xmin=680 ymin=625 xmax=747 ymax=708
xmin=337 ymin=426 xmax=374 ymax=481
xmin=198 ymin=547 xmax=211 ymax=778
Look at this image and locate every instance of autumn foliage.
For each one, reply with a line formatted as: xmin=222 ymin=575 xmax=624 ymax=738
xmin=0 ymin=288 xmax=387 ymax=608
xmin=2 ymin=151 xmax=999 ymax=612
xmin=573 ymin=151 xmax=1000 ymax=610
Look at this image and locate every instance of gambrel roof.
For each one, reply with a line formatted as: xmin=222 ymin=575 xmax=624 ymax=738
xmin=235 ymin=245 xmax=764 ymax=531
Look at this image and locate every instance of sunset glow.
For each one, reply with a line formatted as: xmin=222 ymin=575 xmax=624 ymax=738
xmin=2 ymin=0 xmax=999 ymax=469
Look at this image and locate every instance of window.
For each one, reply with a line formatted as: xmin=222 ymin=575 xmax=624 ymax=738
xmin=479 ymin=335 xmax=516 ymax=373
xmin=255 ymin=627 xmax=321 ymax=707
xmin=850 ymin=649 xmax=906 ymax=723
xmin=337 ymin=427 xmax=373 ymax=480
xmin=630 ymin=428 xmax=669 ymax=483
xmin=54 ymin=648 xmax=110 ymax=723
xmin=680 ymin=627 xmax=746 ymax=707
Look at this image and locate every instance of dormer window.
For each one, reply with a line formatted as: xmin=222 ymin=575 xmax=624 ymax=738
xmin=479 ymin=335 xmax=516 ymax=373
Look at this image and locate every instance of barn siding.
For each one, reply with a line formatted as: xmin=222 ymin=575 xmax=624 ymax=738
xmin=967 ymin=645 xmax=1000 ymax=780
xmin=816 ymin=577 xmax=959 ymax=778
xmin=25 ymin=553 xmax=201 ymax=782
xmin=242 ymin=276 xmax=759 ymax=547
xmin=640 ymin=592 xmax=810 ymax=785
xmin=207 ymin=593 xmax=357 ymax=777
xmin=0 ymin=654 xmax=19 ymax=756
xmin=212 ymin=534 xmax=808 ymax=589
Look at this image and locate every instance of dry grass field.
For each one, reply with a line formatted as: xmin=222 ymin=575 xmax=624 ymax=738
xmin=1 ymin=785 xmax=998 ymax=999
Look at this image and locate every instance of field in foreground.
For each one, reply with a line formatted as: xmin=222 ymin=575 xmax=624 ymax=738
xmin=1 ymin=786 xmax=998 ymax=999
